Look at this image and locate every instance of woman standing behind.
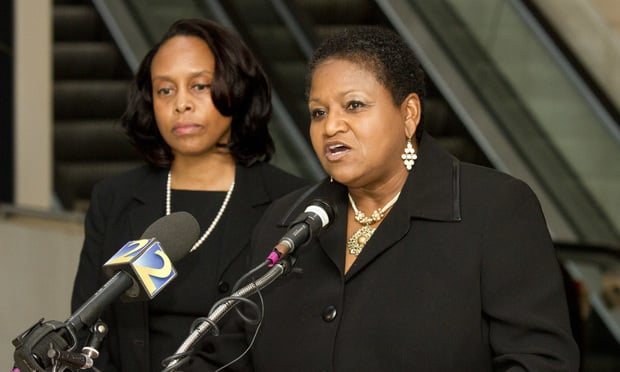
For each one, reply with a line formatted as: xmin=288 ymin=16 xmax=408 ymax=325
xmin=71 ymin=18 xmax=307 ymax=371
xmin=247 ymin=26 xmax=579 ymax=371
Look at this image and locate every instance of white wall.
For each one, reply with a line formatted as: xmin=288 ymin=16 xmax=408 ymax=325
xmin=14 ymin=0 xmax=53 ymax=209
xmin=1 ymin=217 xmax=83 ymax=369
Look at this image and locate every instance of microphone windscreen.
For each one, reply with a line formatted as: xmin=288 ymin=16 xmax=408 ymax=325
xmin=140 ymin=211 xmax=200 ymax=262
xmin=307 ymin=198 xmax=335 ymax=227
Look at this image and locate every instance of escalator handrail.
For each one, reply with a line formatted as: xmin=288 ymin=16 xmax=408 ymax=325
xmin=513 ymin=0 xmax=620 ymax=144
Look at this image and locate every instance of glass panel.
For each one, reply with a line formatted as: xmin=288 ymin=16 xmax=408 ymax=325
xmin=407 ymin=0 xmax=620 ymax=243
xmin=448 ymin=0 xmax=620 ymax=237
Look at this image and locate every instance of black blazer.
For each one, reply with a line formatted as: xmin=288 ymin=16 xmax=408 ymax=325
xmin=71 ymin=162 xmax=307 ymax=371
xmin=247 ymin=134 xmax=579 ymax=371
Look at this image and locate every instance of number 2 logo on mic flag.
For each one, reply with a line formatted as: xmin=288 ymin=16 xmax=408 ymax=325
xmin=133 ymin=241 xmax=177 ymax=298
xmin=105 ymin=239 xmax=152 ymax=265
xmin=103 ymin=238 xmax=178 ymax=300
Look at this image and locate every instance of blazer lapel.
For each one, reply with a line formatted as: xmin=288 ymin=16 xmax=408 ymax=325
xmin=345 ymin=134 xmax=462 ymax=279
xmin=129 ymin=168 xmax=168 ymax=237
xmin=315 ymin=182 xmax=349 ymax=273
xmin=216 ymin=165 xmax=272 ymax=279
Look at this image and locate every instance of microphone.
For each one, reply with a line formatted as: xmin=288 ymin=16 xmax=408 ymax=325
xmin=66 ymin=211 xmax=200 ymax=332
xmin=12 ymin=212 xmax=199 ymax=372
xmin=163 ymin=200 xmax=334 ymax=370
xmin=267 ymin=199 xmax=334 ymax=266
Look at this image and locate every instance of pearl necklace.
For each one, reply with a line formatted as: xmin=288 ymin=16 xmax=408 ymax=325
xmin=166 ymin=170 xmax=235 ymax=252
xmin=347 ymin=192 xmax=400 ymax=255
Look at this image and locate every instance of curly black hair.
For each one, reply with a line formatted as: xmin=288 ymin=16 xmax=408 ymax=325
xmin=121 ymin=18 xmax=274 ymax=167
xmin=306 ymin=26 xmax=427 ymax=138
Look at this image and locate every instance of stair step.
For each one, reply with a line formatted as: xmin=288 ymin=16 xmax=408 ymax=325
xmin=54 ymin=0 xmax=90 ymax=5
xmin=54 ymin=120 xmax=139 ymax=162
xmin=252 ymin=26 xmax=307 ymax=61
xmin=296 ymin=0 xmax=384 ymax=25
xmin=54 ymin=80 xmax=129 ymax=120
xmin=228 ymin=0 xmax=281 ymax=25
xmin=54 ymin=42 xmax=131 ymax=80
xmin=272 ymin=61 xmax=307 ymax=97
xmin=52 ymin=0 xmax=137 ymax=211
xmin=54 ymin=4 xmax=105 ymax=42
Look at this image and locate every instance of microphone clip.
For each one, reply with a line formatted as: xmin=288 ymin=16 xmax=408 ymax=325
xmin=12 ymin=318 xmax=109 ymax=372
xmin=81 ymin=319 xmax=108 ymax=361
xmin=12 ymin=319 xmax=75 ymax=372
xmin=278 ymin=255 xmax=297 ymax=276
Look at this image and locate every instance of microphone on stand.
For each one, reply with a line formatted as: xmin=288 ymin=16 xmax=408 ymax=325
xmin=66 ymin=211 xmax=200 ymax=331
xmin=12 ymin=212 xmax=200 ymax=372
xmin=163 ymin=199 xmax=335 ymax=372
xmin=266 ymin=198 xmax=334 ymax=266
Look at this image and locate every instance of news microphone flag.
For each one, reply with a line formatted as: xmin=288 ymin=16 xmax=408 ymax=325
xmin=103 ymin=238 xmax=176 ymax=301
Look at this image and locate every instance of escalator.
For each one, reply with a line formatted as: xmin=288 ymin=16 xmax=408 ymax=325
xmin=53 ymin=0 xmax=141 ymax=211
xmin=386 ymin=0 xmax=620 ymax=245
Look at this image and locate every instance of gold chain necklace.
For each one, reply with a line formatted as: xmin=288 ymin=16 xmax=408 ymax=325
xmin=346 ymin=192 xmax=400 ymax=255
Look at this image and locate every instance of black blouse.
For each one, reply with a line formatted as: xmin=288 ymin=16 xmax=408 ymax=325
xmin=148 ymin=189 xmax=228 ymax=369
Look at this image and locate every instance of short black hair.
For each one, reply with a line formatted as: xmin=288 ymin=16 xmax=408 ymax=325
xmin=307 ymin=26 xmax=427 ymax=138
xmin=122 ymin=18 xmax=274 ymax=167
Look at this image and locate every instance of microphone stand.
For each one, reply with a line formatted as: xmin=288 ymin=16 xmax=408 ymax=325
xmin=163 ymin=257 xmax=294 ymax=371
xmin=12 ymin=319 xmax=108 ymax=372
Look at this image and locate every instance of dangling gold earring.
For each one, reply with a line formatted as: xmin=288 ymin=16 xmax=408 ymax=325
xmin=401 ymin=137 xmax=417 ymax=171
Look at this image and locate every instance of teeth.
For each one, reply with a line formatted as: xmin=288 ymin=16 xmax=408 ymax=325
xmin=328 ymin=144 xmax=345 ymax=153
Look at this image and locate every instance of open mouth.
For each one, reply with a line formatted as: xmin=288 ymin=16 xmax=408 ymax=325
xmin=329 ymin=144 xmax=349 ymax=153
xmin=325 ymin=143 xmax=350 ymax=160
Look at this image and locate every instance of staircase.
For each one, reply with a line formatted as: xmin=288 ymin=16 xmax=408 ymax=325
xmin=53 ymin=0 xmax=141 ymax=212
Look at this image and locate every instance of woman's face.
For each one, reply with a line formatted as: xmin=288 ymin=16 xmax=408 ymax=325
xmin=151 ymin=35 xmax=232 ymax=161
xmin=309 ymin=58 xmax=418 ymax=189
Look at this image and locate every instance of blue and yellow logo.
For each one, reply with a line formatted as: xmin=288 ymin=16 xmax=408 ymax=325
xmin=133 ymin=241 xmax=176 ymax=298
xmin=105 ymin=239 xmax=152 ymax=265
xmin=104 ymin=239 xmax=177 ymax=299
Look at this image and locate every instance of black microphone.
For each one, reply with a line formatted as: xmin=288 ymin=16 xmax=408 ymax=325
xmin=267 ymin=199 xmax=334 ymax=266
xmin=13 ymin=212 xmax=199 ymax=372
xmin=66 ymin=211 xmax=200 ymax=333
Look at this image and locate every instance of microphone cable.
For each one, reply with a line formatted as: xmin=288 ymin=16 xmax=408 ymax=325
xmin=160 ymin=260 xmax=270 ymax=372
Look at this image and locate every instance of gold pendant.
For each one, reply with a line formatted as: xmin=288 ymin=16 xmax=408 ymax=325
xmin=347 ymin=225 xmax=375 ymax=255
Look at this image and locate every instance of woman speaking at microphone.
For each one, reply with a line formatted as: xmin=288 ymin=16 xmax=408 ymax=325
xmin=71 ymin=18 xmax=307 ymax=371
xmin=242 ymin=26 xmax=580 ymax=371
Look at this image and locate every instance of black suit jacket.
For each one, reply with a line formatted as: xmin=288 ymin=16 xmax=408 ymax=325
xmin=247 ymin=134 xmax=580 ymax=371
xmin=71 ymin=162 xmax=307 ymax=371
